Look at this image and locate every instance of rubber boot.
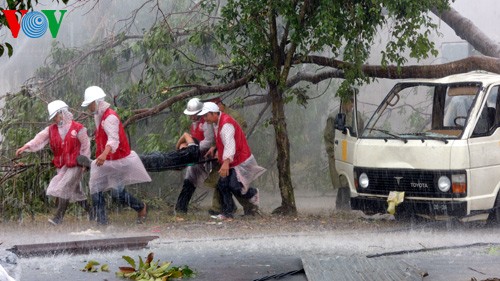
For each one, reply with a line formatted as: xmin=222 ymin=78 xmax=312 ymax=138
xmin=78 ymin=200 xmax=95 ymax=221
xmin=49 ymin=198 xmax=69 ymax=225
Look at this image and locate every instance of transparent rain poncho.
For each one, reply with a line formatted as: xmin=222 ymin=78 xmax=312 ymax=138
xmin=184 ymin=119 xmax=214 ymax=188
xmin=234 ymin=154 xmax=266 ymax=194
xmin=88 ymin=101 xmax=151 ymax=194
xmin=185 ymin=162 xmax=211 ymax=189
xmin=215 ymin=122 xmax=266 ymax=194
xmin=22 ymin=109 xmax=90 ymax=202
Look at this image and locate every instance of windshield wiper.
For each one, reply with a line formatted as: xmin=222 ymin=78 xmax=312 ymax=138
xmin=402 ymin=132 xmax=449 ymax=144
xmin=366 ymin=128 xmax=407 ymax=143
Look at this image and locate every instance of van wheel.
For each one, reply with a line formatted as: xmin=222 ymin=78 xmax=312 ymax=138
xmin=394 ymin=210 xmax=411 ymax=221
xmin=487 ymin=193 xmax=500 ymax=225
xmin=335 ymin=186 xmax=351 ymax=211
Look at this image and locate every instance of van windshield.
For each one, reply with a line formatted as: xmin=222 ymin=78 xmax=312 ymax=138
xmin=362 ymin=83 xmax=480 ymax=140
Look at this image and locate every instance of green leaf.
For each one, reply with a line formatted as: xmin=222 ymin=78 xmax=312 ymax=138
xmin=100 ymin=264 xmax=109 ymax=272
xmin=139 ymin=256 xmax=144 ymax=269
xmin=122 ymin=255 xmax=136 ymax=268
xmin=82 ymin=260 xmax=100 ymax=272
xmin=155 ymin=262 xmax=172 ymax=273
xmin=182 ymin=266 xmax=195 ymax=277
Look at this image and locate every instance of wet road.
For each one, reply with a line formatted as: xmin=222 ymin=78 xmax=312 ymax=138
xmin=4 ymin=218 xmax=500 ymax=281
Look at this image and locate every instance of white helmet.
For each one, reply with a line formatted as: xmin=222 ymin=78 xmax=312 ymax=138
xmin=81 ymin=86 xmax=106 ymax=107
xmin=183 ymin=98 xmax=203 ymax=115
xmin=197 ymin=102 xmax=220 ymax=115
xmin=48 ymin=100 xmax=68 ymax=120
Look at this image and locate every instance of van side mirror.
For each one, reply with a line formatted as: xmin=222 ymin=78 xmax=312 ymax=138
xmin=335 ymin=113 xmax=351 ymax=134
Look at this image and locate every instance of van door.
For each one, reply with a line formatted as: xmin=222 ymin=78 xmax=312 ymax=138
xmin=334 ymin=94 xmax=361 ymax=208
xmin=468 ymin=85 xmax=500 ymax=219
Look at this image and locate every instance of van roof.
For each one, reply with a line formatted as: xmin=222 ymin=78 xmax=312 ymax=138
xmin=405 ymin=71 xmax=500 ymax=85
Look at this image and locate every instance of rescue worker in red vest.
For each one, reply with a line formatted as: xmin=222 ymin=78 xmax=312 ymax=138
xmin=198 ymin=102 xmax=265 ymax=219
xmin=16 ymin=100 xmax=92 ymax=225
xmin=203 ymin=96 xmax=258 ymax=216
xmin=174 ymin=98 xmax=215 ymax=214
xmin=81 ymin=86 xmax=151 ymax=225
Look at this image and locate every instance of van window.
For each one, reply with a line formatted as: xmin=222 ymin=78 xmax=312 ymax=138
xmin=362 ymin=83 xmax=480 ymax=140
xmin=472 ymin=86 xmax=499 ymax=137
xmin=443 ymin=95 xmax=474 ymax=127
xmin=362 ymin=85 xmax=434 ymax=138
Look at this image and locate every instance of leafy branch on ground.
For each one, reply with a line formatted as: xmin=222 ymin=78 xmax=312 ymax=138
xmin=116 ymin=252 xmax=195 ymax=280
xmin=81 ymin=260 xmax=109 ymax=273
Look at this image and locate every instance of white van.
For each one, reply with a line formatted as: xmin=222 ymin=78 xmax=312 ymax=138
xmin=334 ymin=71 xmax=500 ymax=222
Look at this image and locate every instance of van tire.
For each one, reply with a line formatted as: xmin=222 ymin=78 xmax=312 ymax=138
xmin=394 ymin=210 xmax=410 ymax=221
xmin=487 ymin=193 xmax=500 ymax=225
xmin=335 ymin=186 xmax=351 ymax=211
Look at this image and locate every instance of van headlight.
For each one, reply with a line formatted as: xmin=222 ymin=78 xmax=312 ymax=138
xmin=437 ymin=176 xmax=451 ymax=192
xmin=359 ymin=173 xmax=369 ymax=188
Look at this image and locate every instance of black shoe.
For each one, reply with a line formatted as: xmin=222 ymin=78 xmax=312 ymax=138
xmin=175 ymin=208 xmax=188 ymax=215
xmin=96 ymin=219 xmax=108 ymax=226
xmin=48 ymin=218 xmax=61 ymax=225
xmin=77 ymin=155 xmax=92 ymax=168
xmin=243 ymin=206 xmax=262 ymax=217
xmin=208 ymin=209 xmax=220 ymax=216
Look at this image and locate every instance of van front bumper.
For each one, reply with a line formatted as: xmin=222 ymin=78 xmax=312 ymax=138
xmin=351 ymin=196 xmax=468 ymax=217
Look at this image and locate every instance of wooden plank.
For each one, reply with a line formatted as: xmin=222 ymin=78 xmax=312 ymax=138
xmin=7 ymin=235 xmax=159 ymax=258
xmin=301 ymin=255 xmax=427 ymax=281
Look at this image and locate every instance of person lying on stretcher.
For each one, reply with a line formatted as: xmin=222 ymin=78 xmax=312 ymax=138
xmin=78 ymin=132 xmax=208 ymax=171
xmin=139 ymin=132 xmax=203 ymax=172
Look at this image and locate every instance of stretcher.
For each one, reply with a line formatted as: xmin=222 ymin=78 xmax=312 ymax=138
xmin=76 ymin=149 xmax=217 ymax=172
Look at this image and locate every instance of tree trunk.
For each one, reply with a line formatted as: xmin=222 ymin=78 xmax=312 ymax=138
xmin=432 ymin=6 xmax=500 ymax=58
xmin=268 ymin=83 xmax=297 ymax=216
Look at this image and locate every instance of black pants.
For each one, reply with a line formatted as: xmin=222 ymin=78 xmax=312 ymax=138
xmin=175 ymin=179 xmax=196 ymax=213
xmin=218 ymin=168 xmax=257 ymax=217
xmin=91 ymin=185 xmax=144 ymax=225
xmin=140 ymin=145 xmax=200 ymax=172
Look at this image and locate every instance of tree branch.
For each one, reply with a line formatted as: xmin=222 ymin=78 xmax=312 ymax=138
xmin=302 ymin=55 xmax=500 ymax=78
xmin=123 ymin=73 xmax=254 ymax=127
xmin=32 ymin=34 xmax=143 ymax=91
xmin=124 ymin=54 xmax=500 ymax=127
xmin=280 ymin=0 xmax=307 ymax=82
xmin=286 ymin=69 xmax=344 ymax=88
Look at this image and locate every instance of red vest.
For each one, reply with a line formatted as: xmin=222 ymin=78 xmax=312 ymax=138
xmin=215 ymin=113 xmax=251 ymax=167
xmin=49 ymin=121 xmax=83 ymax=168
xmin=190 ymin=117 xmax=206 ymax=141
xmin=95 ymin=108 xmax=131 ymax=160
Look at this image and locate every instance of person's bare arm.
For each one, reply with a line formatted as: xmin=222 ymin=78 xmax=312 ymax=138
xmin=176 ymin=132 xmax=194 ymax=149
